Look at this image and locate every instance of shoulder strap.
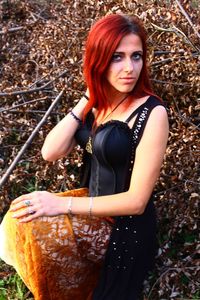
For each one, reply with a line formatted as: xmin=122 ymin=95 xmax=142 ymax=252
xmin=125 ymin=102 xmax=146 ymax=123
xmin=127 ymin=96 xmax=166 ymax=176
xmin=131 ymin=96 xmax=166 ymax=148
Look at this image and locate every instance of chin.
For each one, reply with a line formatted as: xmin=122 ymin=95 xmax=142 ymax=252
xmin=119 ymin=87 xmax=135 ymax=93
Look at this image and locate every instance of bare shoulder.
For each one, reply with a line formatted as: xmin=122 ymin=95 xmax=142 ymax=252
xmin=150 ymin=103 xmax=168 ymax=115
xmin=138 ymin=104 xmax=169 ymax=150
xmin=147 ymin=104 xmax=168 ymax=129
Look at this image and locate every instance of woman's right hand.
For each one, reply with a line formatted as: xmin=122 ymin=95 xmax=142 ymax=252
xmin=10 ymin=191 xmax=68 ymax=222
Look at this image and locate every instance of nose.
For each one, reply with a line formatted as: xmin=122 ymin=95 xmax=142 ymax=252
xmin=124 ymin=58 xmax=134 ymax=73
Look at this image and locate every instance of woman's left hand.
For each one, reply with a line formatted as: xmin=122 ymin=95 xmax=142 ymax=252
xmin=9 ymin=191 xmax=67 ymax=223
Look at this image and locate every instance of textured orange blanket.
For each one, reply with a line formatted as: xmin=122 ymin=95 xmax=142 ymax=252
xmin=0 ymin=188 xmax=112 ymax=300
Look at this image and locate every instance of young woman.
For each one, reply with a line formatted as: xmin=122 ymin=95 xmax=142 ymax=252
xmin=1 ymin=14 xmax=168 ymax=299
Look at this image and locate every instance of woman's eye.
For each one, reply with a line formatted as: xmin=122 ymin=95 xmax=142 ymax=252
xmin=111 ymin=54 xmax=122 ymax=62
xmin=132 ymin=52 xmax=142 ymax=61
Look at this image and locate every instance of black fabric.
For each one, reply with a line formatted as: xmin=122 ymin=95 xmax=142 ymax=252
xmin=75 ymin=95 xmax=165 ymax=300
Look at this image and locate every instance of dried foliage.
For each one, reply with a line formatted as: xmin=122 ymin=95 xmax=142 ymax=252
xmin=0 ymin=0 xmax=199 ymax=299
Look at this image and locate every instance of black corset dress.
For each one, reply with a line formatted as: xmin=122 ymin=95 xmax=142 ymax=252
xmin=75 ymin=96 xmax=165 ymax=300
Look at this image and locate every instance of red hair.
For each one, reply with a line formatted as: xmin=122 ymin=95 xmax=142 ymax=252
xmin=83 ymin=14 xmax=156 ymax=120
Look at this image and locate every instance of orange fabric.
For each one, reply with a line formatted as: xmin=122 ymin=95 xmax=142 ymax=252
xmin=0 ymin=188 xmax=112 ymax=300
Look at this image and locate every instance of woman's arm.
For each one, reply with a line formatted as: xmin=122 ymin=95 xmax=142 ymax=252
xmin=41 ymin=96 xmax=88 ymax=161
xmin=10 ymin=106 xmax=169 ymax=221
xmin=71 ymin=105 xmax=169 ymax=216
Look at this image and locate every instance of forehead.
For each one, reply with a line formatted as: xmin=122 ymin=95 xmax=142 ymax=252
xmin=115 ymin=33 xmax=143 ymax=51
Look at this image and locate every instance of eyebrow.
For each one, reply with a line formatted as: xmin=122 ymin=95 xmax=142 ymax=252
xmin=114 ymin=50 xmax=143 ymax=54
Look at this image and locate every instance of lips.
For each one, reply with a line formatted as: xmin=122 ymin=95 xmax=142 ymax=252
xmin=121 ymin=77 xmax=135 ymax=79
xmin=120 ymin=77 xmax=135 ymax=84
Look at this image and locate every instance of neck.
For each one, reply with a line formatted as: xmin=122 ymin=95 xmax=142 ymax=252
xmin=107 ymin=92 xmax=129 ymax=108
xmin=101 ymin=93 xmax=129 ymax=123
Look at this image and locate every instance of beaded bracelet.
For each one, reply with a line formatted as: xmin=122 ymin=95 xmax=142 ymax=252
xmin=89 ymin=197 xmax=93 ymax=217
xmin=83 ymin=94 xmax=89 ymax=100
xmin=70 ymin=111 xmax=82 ymax=126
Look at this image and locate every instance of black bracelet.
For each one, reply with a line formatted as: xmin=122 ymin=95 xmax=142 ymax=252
xmin=83 ymin=94 xmax=89 ymax=100
xmin=70 ymin=111 xmax=82 ymax=126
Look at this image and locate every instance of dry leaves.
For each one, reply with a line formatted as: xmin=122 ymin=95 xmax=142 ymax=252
xmin=0 ymin=0 xmax=199 ymax=298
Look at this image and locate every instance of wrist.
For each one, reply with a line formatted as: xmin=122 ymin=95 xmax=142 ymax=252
xmin=83 ymin=94 xmax=89 ymax=101
xmin=67 ymin=196 xmax=73 ymax=217
xmin=65 ymin=196 xmax=93 ymax=217
xmin=57 ymin=197 xmax=69 ymax=215
xmin=72 ymin=97 xmax=87 ymax=118
xmin=70 ymin=111 xmax=82 ymax=126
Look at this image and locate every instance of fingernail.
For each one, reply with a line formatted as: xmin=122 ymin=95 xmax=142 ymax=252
xmin=19 ymin=219 xmax=26 ymax=223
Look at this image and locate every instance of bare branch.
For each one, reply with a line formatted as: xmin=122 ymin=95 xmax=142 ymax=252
xmin=0 ymin=89 xmax=64 ymax=189
xmin=151 ymin=54 xmax=196 ymax=67
xmin=151 ymin=79 xmax=191 ymax=86
xmin=0 ymin=97 xmax=50 ymax=113
xmin=172 ymin=97 xmax=200 ymax=129
xmin=151 ymin=23 xmax=199 ymax=51
xmin=28 ymin=71 xmax=53 ymax=89
xmin=0 ymin=26 xmax=24 ymax=35
xmin=0 ymin=70 xmax=68 ymax=97
xmin=154 ymin=50 xmax=199 ymax=58
xmin=2 ymin=109 xmax=64 ymax=115
xmin=175 ymin=0 xmax=200 ymax=41
xmin=150 ymin=23 xmax=173 ymax=33
xmin=151 ymin=58 xmax=173 ymax=66
xmin=148 ymin=266 xmax=200 ymax=299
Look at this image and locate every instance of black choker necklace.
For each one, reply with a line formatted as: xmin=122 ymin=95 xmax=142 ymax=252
xmin=85 ymin=94 xmax=129 ymax=154
xmin=101 ymin=94 xmax=129 ymax=124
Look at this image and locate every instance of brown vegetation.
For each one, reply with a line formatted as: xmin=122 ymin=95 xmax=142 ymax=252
xmin=0 ymin=0 xmax=199 ymax=298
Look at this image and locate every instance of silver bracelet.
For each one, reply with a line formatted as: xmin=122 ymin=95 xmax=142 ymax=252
xmin=89 ymin=197 xmax=93 ymax=217
xmin=67 ymin=196 xmax=73 ymax=217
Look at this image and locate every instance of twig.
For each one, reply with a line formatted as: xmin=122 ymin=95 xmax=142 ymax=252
xmin=151 ymin=53 xmax=197 ymax=67
xmin=151 ymin=79 xmax=191 ymax=86
xmin=151 ymin=58 xmax=173 ymax=66
xmin=28 ymin=70 xmax=53 ymax=89
xmin=176 ymin=298 xmax=200 ymax=300
xmin=0 ymin=96 xmax=50 ymax=113
xmin=153 ymin=50 xmax=199 ymax=58
xmin=155 ymin=177 xmax=200 ymax=196
xmin=175 ymin=0 xmax=200 ymax=41
xmin=151 ymin=23 xmax=174 ymax=33
xmin=2 ymin=109 xmax=64 ymax=115
xmin=147 ymin=266 xmax=199 ymax=299
xmin=0 ymin=70 xmax=68 ymax=97
xmin=151 ymin=23 xmax=198 ymax=51
xmin=172 ymin=25 xmax=200 ymax=52
xmin=154 ymin=50 xmax=184 ymax=55
xmin=29 ymin=12 xmax=46 ymax=21
xmin=0 ymin=89 xmax=64 ymax=189
xmin=172 ymin=97 xmax=200 ymax=129
xmin=0 ymin=26 xmax=24 ymax=35
xmin=154 ymin=183 xmax=185 ymax=196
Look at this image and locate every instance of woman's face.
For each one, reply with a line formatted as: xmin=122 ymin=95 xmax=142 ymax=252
xmin=106 ymin=33 xmax=143 ymax=98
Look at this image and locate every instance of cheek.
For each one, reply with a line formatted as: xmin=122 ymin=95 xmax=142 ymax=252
xmin=134 ymin=61 xmax=143 ymax=76
xmin=106 ymin=65 xmax=119 ymax=82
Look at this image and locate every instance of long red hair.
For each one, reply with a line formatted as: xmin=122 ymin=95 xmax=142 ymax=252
xmin=83 ymin=14 xmax=156 ymax=119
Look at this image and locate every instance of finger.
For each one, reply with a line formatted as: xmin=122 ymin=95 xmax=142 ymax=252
xmin=18 ymin=211 xmax=41 ymax=223
xmin=11 ymin=193 xmax=32 ymax=205
xmin=12 ymin=207 xmax=36 ymax=219
xmin=9 ymin=202 xmax=25 ymax=212
xmin=10 ymin=199 xmax=32 ymax=212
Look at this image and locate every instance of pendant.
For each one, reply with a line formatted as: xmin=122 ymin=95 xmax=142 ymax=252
xmin=86 ymin=136 xmax=93 ymax=154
